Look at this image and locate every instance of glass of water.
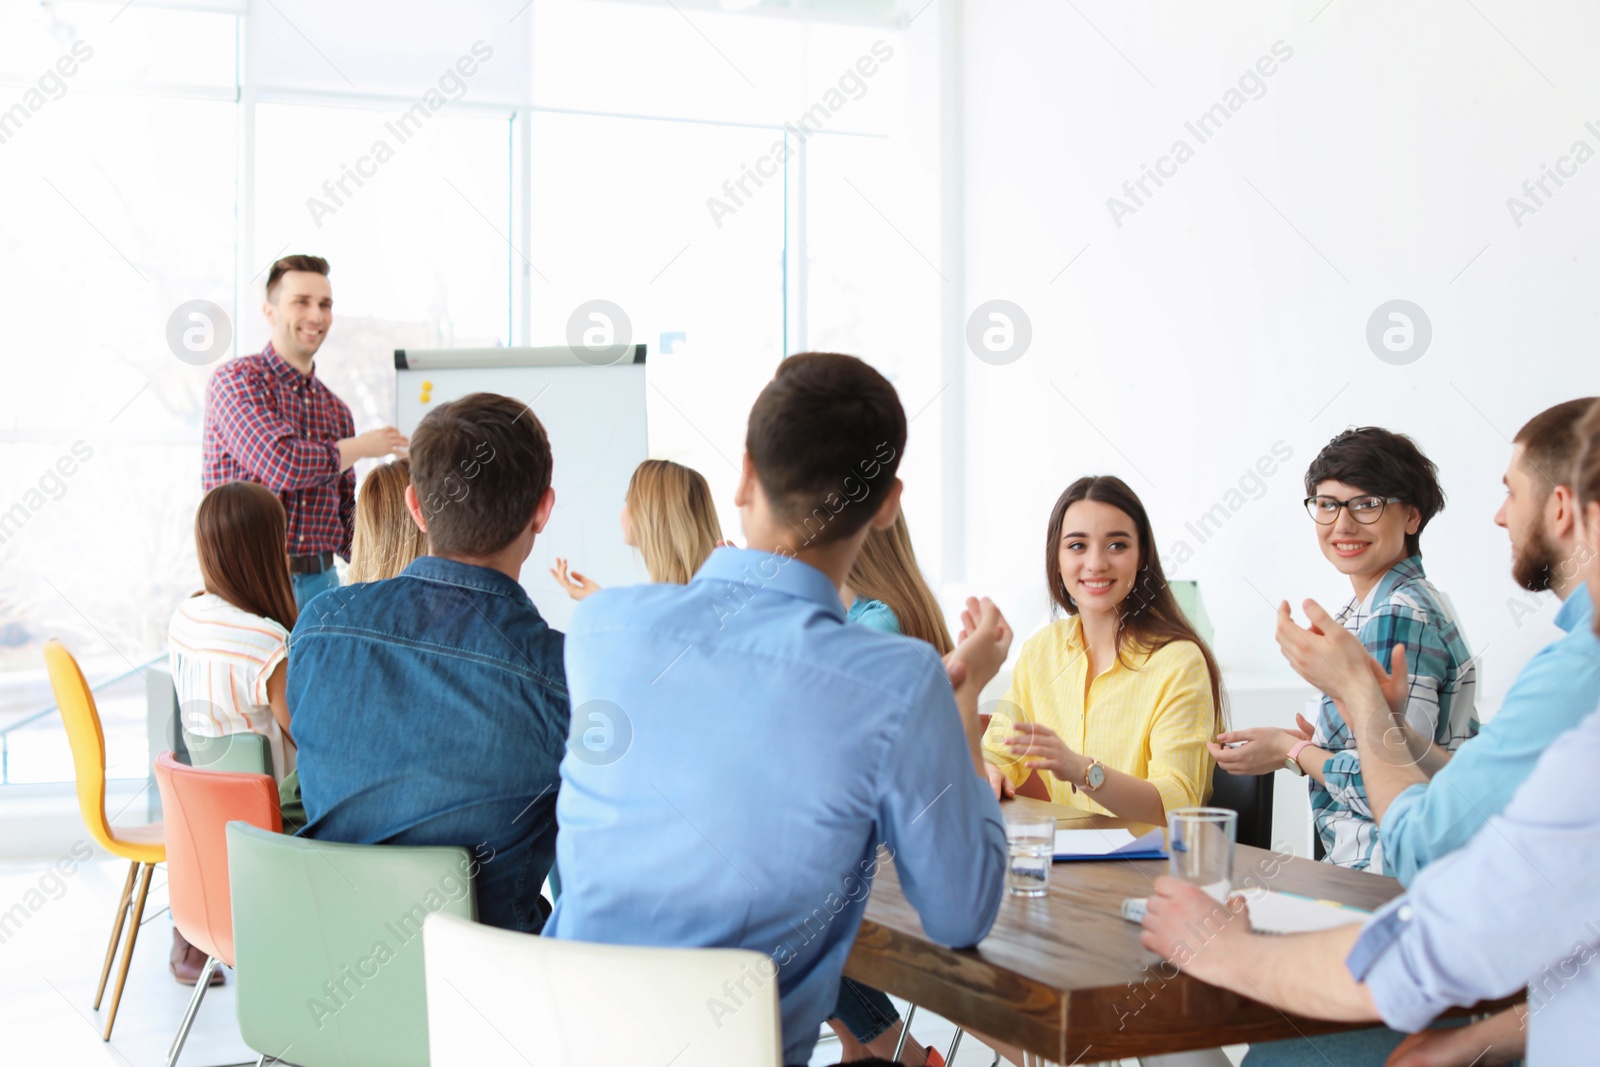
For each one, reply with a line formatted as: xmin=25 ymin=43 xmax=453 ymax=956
xmin=1004 ymin=812 xmax=1056 ymax=897
xmin=1167 ymin=807 xmax=1237 ymax=901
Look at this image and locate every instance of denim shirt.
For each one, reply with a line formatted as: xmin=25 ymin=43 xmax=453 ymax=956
xmin=288 ymin=556 xmax=569 ymax=933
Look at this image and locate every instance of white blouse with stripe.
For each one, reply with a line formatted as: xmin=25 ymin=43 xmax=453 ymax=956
xmin=167 ymin=592 xmax=293 ymax=781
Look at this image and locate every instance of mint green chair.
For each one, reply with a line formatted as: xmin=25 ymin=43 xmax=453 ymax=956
xmin=1171 ymin=579 xmax=1215 ymax=648
xmin=225 ymin=823 xmax=477 ymax=1067
xmin=183 ymin=728 xmax=272 ymax=776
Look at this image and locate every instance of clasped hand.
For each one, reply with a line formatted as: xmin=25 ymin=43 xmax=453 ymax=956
xmin=1001 ymin=722 xmax=1084 ymax=782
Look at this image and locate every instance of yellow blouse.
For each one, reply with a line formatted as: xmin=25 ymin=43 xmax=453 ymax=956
xmin=982 ymin=616 xmax=1217 ymax=816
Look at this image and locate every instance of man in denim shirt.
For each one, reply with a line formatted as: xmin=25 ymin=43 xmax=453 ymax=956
xmin=289 ymin=392 xmax=568 ymax=933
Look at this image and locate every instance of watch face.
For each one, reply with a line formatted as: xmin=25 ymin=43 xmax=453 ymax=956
xmin=1087 ymin=762 xmax=1105 ymax=789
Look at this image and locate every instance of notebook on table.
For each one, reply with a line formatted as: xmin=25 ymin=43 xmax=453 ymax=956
xmin=1053 ymin=827 xmax=1166 ymax=861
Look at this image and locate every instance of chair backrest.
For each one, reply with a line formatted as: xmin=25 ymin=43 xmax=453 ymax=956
xmin=226 ymin=822 xmax=477 ymax=1067
xmin=182 ymin=726 xmax=273 ymax=776
xmin=1171 ymin=580 xmax=1214 ymax=648
xmin=43 ymin=639 xmax=114 ymax=852
xmin=422 ymin=912 xmax=782 ymax=1067
xmin=1209 ymin=763 xmax=1275 ymax=851
xmin=152 ymin=751 xmax=279 ymax=966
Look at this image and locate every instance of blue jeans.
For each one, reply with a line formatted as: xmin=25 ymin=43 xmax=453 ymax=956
xmin=830 ymin=977 xmax=899 ymax=1044
xmin=291 ymin=566 xmax=339 ymax=609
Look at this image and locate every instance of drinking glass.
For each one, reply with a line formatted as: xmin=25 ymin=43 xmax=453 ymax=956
xmin=1167 ymin=807 xmax=1237 ymax=901
xmin=1004 ymin=812 xmax=1056 ymax=897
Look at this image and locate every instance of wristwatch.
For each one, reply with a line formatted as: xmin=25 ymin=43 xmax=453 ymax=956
xmin=1285 ymin=739 xmax=1312 ymax=777
xmin=1082 ymin=758 xmax=1106 ymax=792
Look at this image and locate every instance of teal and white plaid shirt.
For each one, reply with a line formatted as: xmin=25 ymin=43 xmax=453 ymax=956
xmin=1310 ymin=556 xmax=1479 ymax=874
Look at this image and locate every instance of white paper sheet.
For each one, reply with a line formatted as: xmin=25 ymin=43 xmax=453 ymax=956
xmin=1238 ymin=887 xmax=1372 ymax=933
xmin=1053 ymin=827 xmax=1164 ymax=857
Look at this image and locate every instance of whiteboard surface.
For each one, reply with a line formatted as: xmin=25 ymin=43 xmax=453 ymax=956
xmin=396 ymin=361 xmax=649 ymax=632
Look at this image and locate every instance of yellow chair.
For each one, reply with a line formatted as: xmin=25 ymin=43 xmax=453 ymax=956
xmin=44 ymin=639 xmax=166 ymax=1041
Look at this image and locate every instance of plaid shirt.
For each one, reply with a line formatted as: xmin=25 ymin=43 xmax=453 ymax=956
xmin=202 ymin=343 xmax=356 ymax=558
xmin=1310 ymin=555 xmax=1479 ymax=874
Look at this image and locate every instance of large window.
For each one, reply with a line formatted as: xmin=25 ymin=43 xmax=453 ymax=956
xmin=529 ymin=111 xmax=787 ymax=538
xmin=252 ymin=101 xmax=518 ymax=444
xmin=0 ymin=3 xmax=240 ymax=784
xmin=0 ymin=0 xmax=932 ymax=786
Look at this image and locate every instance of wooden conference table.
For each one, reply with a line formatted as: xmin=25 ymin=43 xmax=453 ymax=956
xmin=843 ymin=797 xmax=1405 ymax=1062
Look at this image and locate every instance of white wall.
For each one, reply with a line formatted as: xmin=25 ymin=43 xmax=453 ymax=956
xmin=957 ymin=0 xmax=1600 ymax=715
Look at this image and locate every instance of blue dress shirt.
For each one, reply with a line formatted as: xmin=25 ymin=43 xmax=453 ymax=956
xmin=1381 ymin=584 xmax=1600 ymax=885
xmin=1348 ymin=693 xmax=1600 ymax=1065
xmin=288 ymin=556 xmax=569 ymax=933
xmin=546 ymin=548 xmax=1006 ymax=1066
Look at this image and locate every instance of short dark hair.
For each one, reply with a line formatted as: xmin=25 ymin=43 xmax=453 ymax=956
xmin=266 ymin=254 xmax=330 ymax=301
xmin=1304 ymin=427 xmax=1445 ymax=558
xmin=1513 ymin=398 xmax=1599 ymax=498
xmin=745 ymin=353 xmax=907 ymax=547
xmin=410 ymin=392 xmax=552 ymax=557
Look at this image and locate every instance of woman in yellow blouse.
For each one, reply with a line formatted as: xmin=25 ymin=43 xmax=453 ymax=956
xmin=979 ymin=475 xmax=1223 ymax=823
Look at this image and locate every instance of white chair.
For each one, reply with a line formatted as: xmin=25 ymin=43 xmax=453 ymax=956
xmin=422 ymin=913 xmax=783 ymax=1067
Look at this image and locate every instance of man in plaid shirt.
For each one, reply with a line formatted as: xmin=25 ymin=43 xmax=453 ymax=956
xmin=202 ymin=255 xmax=407 ymax=607
xmin=1212 ymin=427 xmax=1478 ymax=874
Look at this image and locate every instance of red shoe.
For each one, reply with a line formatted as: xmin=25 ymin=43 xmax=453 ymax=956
xmin=923 ymin=1047 xmax=945 ymax=1067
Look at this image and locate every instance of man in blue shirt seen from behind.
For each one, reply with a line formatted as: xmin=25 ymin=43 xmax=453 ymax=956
xmin=547 ymin=353 xmax=1010 ymax=1067
xmin=289 ymin=392 xmax=568 ymax=933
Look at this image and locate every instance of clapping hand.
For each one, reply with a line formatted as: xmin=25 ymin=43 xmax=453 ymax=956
xmin=550 ymin=558 xmax=601 ymax=600
xmin=945 ymin=597 xmax=1013 ymax=695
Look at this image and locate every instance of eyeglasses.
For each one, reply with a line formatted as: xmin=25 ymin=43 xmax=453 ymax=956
xmin=1304 ymin=495 xmax=1402 ymax=525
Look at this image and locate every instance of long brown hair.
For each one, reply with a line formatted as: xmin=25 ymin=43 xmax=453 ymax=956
xmin=195 ymin=481 xmax=298 ymax=631
xmin=849 ymin=512 xmax=954 ymax=655
xmin=1044 ymin=475 xmax=1224 ymax=728
xmin=628 ymin=459 xmax=723 ymax=585
xmin=349 ymin=459 xmax=427 ymax=583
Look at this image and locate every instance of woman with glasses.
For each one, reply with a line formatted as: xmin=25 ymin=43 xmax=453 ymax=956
xmin=1213 ymin=427 xmax=1479 ymax=875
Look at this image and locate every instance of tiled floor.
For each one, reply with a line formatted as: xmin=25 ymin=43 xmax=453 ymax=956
xmin=2 ymin=853 xmax=1244 ymax=1067
xmin=1 ymin=853 xmax=255 ymax=1067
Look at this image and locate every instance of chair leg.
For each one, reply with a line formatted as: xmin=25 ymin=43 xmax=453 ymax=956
xmin=165 ymin=955 xmax=219 ymax=1066
xmin=945 ymin=1026 xmax=965 ymax=1063
xmin=101 ymin=861 xmax=155 ymax=1040
xmin=892 ymin=1002 xmax=918 ymax=1061
xmin=93 ymin=860 xmax=140 ymax=1010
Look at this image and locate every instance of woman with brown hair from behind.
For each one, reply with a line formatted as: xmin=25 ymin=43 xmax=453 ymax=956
xmin=166 ymin=480 xmax=301 ymax=984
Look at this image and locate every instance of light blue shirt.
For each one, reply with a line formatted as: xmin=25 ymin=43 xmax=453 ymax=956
xmin=1348 ymin=693 xmax=1600 ymax=1065
xmin=1381 ymin=584 xmax=1600 ymax=885
xmin=846 ymin=595 xmax=900 ymax=634
xmin=546 ymin=548 xmax=1006 ymax=1066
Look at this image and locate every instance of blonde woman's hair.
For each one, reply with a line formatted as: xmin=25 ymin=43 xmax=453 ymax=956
xmin=628 ymin=459 xmax=723 ymax=585
xmin=849 ymin=512 xmax=954 ymax=655
xmin=348 ymin=459 xmax=428 ymax=583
